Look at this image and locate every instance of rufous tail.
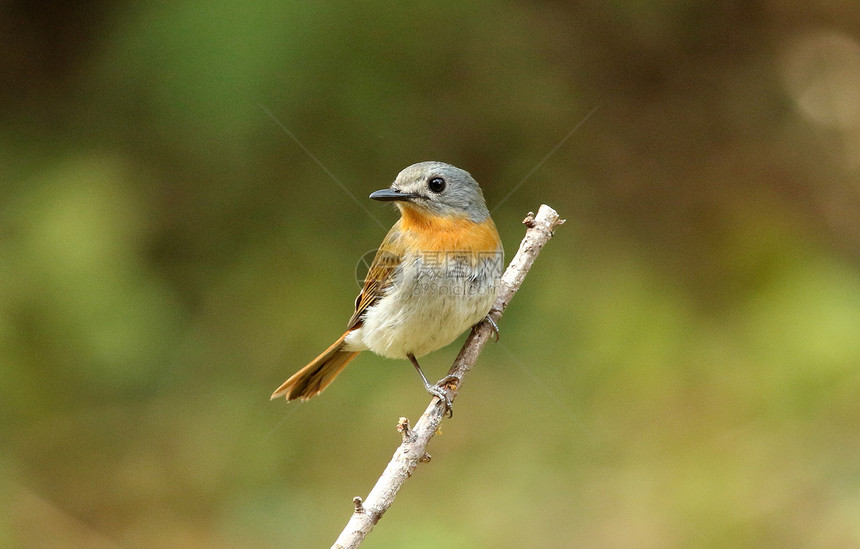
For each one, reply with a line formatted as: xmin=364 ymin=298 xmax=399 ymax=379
xmin=270 ymin=331 xmax=359 ymax=401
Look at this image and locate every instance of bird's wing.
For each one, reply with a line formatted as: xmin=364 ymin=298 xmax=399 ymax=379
xmin=348 ymin=223 xmax=402 ymax=329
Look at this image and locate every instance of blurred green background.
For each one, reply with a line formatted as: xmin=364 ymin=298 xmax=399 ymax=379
xmin=2 ymin=2 xmax=860 ymax=548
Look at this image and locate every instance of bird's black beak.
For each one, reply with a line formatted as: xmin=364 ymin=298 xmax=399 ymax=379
xmin=369 ymin=189 xmax=422 ymax=202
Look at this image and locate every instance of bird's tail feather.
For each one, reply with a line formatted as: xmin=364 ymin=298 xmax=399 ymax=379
xmin=270 ymin=331 xmax=359 ymax=401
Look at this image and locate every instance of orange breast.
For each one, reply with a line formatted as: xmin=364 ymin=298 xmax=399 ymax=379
xmin=399 ymin=205 xmax=501 ymax=254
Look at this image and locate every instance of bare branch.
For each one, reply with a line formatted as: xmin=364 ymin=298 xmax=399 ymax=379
xmin=332 ymin=205 xmax=564 ymax=549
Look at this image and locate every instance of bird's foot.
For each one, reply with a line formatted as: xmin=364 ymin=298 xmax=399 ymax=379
xmin=429 ymin=375 xmax=459 ymax=418
xmin=484 ymin=313 xmax=500 ymax=342
xmin=409 ymin=353 xmax=456 ymax=417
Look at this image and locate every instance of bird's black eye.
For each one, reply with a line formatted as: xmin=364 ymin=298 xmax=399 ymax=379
xmin=428 ymin=177 xmax=446 ymax=193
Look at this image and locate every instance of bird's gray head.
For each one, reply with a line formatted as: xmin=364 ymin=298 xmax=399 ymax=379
xmin=369 ymin=161 xmax=490 ymax=223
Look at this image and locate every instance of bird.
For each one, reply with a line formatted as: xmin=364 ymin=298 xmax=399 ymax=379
xmin=271 ymin=161 xmax=503 ymax=411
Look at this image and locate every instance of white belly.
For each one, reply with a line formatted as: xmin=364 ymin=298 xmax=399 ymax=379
xmin=344 ymin=252 xmax=501 ymax=358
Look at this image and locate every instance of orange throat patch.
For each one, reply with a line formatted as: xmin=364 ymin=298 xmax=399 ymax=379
xmin=397 ymin=204 xmax=501 ymax=254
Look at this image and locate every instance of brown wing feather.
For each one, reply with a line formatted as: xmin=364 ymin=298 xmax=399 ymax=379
xmin=348 ymin=222 xmax=402 ymax=329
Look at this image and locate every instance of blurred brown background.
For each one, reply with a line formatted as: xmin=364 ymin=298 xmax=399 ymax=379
xmin=2 ymin=2 xmax=860 ymax=547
